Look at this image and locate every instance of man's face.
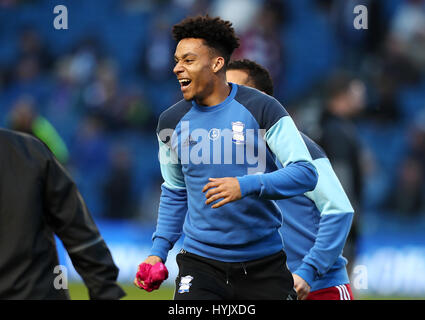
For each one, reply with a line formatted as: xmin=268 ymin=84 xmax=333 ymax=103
xmin=173 ymin=38 xmax=216 ymax=102
xmin=226 ymin=69 xmax=250 ymax=87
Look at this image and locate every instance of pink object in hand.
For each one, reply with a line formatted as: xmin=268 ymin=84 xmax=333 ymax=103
xmin=136 ymin=262 xmax=168 ymax=292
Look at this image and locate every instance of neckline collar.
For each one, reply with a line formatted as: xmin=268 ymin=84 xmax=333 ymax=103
xmin=192 ymin=82 xmax=238 ymax=112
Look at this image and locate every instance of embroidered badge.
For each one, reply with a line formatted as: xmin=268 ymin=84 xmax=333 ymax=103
xmin=178 ymin=275 xmax=194 ymax=294
xmin=208 ymin=128 xmax=220 ymax=141
xmin=231 ymin=121 xmax=245 ymax=144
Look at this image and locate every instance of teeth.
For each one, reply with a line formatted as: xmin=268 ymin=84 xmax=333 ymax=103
xmin=179 ymin=79 xmax=191 ymax=85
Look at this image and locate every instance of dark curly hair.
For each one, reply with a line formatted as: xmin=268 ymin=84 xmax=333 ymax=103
xmin=172 ymin=15 xmax=240 ymax=67
xmin=227 ymin=59 xmax=274 ymax=95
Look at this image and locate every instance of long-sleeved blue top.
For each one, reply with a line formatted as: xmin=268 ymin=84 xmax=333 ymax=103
xmin=150 ymin=83 xmax=318 ymax=262
xmin=277 ymin=133 xmax=354 ymax=291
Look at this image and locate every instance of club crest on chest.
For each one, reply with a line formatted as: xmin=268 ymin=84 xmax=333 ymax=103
xmin=231 ymin=121 xmax=245 ymax=144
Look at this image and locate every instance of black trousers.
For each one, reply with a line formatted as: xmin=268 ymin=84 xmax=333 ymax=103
xmin=174 ymin=249 xmax=297 ymax=300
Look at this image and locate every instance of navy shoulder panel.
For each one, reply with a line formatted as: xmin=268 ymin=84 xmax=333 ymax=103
xmin=234 ymin=85 xmax=289 ymax=131
xmin=301 ymin=132 xmax=327 ymax=160
xmin=156 ymin=99 xmax=192 ymax=144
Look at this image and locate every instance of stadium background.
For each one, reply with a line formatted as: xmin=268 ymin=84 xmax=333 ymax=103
xmin=1 ymin=0 xmax=425 ymax=300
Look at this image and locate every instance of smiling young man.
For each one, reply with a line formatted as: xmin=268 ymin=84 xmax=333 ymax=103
xmin=226 ymin=59 xmax=355 ymax=300
xmin=134 ymin=15 xmax=319 ymax=300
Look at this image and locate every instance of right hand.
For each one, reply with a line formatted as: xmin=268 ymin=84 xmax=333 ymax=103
xmin=134 ymin=256 xmax=163 ymax=288
xmin=144 ymin=255 xmax=163 ymax=266
xmin=292 ymin=273 xmax=311 ymax=300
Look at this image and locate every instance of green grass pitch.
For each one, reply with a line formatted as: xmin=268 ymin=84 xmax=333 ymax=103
xmin=69 ymin=282 xmax=175 ymax=300
xmin=68 ymin=282 xmax=424 ymax=300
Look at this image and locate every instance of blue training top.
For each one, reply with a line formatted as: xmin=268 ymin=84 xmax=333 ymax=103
xmin=150 ymin=83 xmax=318 ymax=263
xmin=277 ymin=133 xmax=354 ymax=291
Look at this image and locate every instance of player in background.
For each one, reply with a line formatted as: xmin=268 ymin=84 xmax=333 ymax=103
xmin=0 ymin=128 xmax=125 ymax=300
xmin=134 ymin=15 xmax=319 ymax=300
xmin=226 ymin=59 xmax=355 ymax=300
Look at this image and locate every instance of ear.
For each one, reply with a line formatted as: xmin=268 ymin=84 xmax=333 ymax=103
xmin=212 ymin=57 xmax=226 ymax=73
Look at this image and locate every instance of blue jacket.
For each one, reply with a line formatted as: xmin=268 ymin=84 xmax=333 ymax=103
xmin=150 ymin=83 xmax=318 ymax=262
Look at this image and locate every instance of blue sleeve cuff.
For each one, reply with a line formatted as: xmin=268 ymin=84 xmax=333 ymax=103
xmin=236 ymin=174 xmax=262 ymax=198
xmin=294 ymin=262 xmax=317 ymax=287
xmin=149 ymin=237 xmax=172 ymax=263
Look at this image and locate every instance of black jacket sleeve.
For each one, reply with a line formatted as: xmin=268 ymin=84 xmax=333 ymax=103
xmin=43 ymin=150 xmax=126 ymax=300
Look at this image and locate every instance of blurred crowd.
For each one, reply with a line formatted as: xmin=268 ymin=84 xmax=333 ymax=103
xmin=0 ymin=0 xmax=424 ymax=224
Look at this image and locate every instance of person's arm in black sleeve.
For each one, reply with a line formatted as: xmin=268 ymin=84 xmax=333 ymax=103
xmin=42 ymin=150 xmax=125 ymax=300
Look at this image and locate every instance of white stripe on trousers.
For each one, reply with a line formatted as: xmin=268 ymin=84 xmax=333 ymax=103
xmin=336 ymin=285 xmax=344 ymax=300
xmin=336 ymin=285 xmax=351 ymax=300
xmin=342 ymin=284 xmax=351 ymax=300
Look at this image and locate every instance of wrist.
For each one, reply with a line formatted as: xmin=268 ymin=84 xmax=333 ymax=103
xmin=145 ymin=255 xmax=163 ymax=265
xmin=294 ymin=263 xmax=317 ymax=287
xmin=236 ymin=174 xmax=261 ymax=197
xmin=150 ymin=237 xmax=171 ymax=263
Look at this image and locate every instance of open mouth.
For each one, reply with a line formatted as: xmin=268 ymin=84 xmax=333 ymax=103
xmin=179 ymin=78 xmax=192 ymax=90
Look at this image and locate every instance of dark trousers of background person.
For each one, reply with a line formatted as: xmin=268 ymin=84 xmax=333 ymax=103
xmin=173 ymin=250 xmax=297 ymax=300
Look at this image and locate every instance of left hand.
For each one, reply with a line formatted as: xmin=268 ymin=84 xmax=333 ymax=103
xmin=202 ymin=177 xmax=242 ymax=209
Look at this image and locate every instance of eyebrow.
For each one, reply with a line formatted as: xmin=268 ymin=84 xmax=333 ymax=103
xmin=174 ymin=52 xmax=198 ymax=60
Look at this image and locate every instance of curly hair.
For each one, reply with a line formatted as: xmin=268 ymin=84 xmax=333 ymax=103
xmin=172 ymin=15 xmax=240 ymax=66
xmin=227 ymin=59 xmax=274 ymax=96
